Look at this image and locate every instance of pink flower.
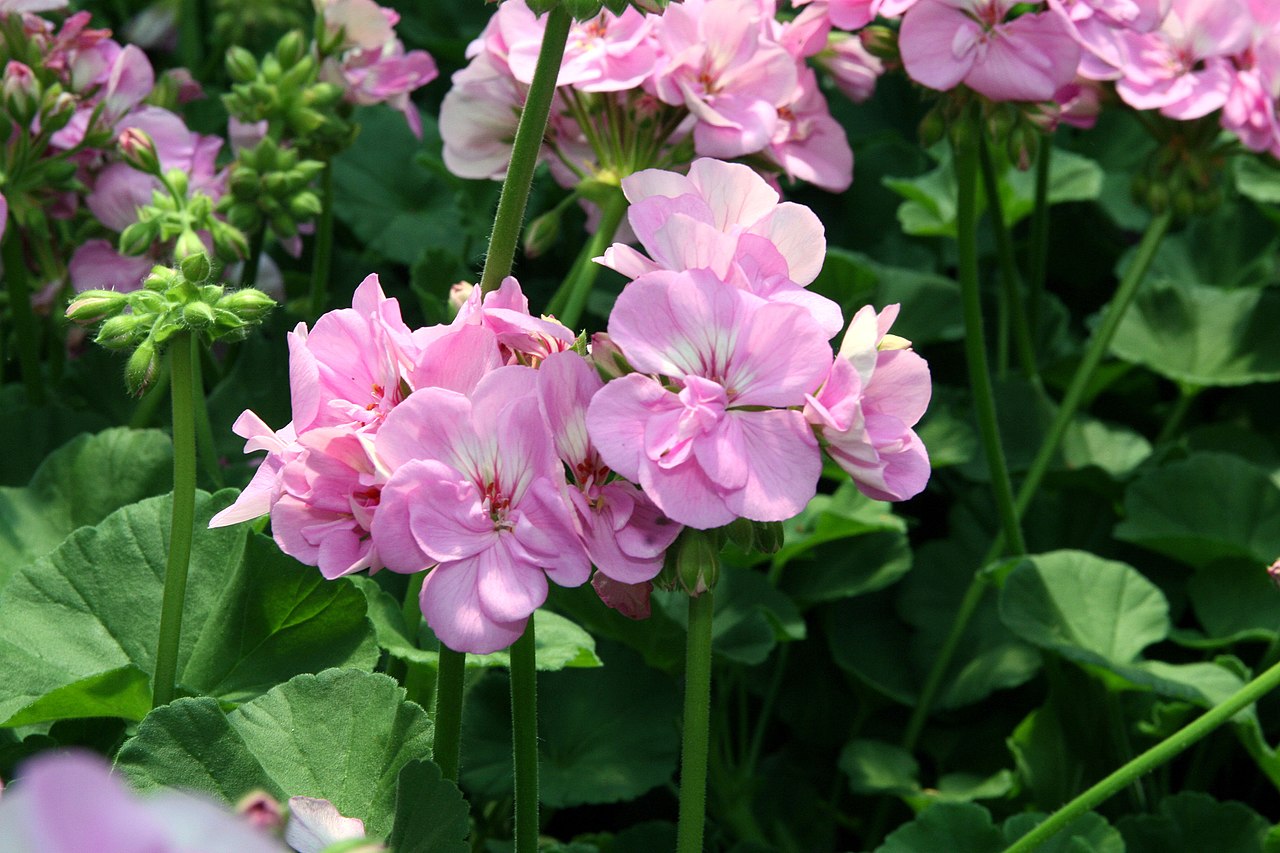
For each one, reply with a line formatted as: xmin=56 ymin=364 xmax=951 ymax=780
xmin=372 ymin=367 xmax=590 ymax=653
xmin=537 ymin=351 xmax=682 ymax=584
xmin=765 ymin=66 xmax=854 ymax=192
xmin=450 ymin=275 xmax=576 ymax=365
xmin=587 ymin=270 xmax=829 ymax=529
xmin=805 ymin=305 xmax=932 ymax=501
xmin=650 ymin=0 xmax=798 ymax=157
xmin=0 ymin=751 xmax=285 ymax=853
xmin=284 ymin=797 xmax=370 ymax=853
xmin=439 ymin=52 xmax=526 ymax=180
xmin=1114 ymin=0 xmax=1252 ymax=119
xmin=67 ymin=239 xmax=154 ymax=293
xmin=507 ymin=5 xmax=658 ymax=92
xmin=899 ymin=0 xmax=1081 ymax=102
xmin=816 ymin=32 xmax=886 ymax=103
xmin=598 ymin=158 xmax=842 ymax=334
xmin=1050 ymin=0 xmax=1170 ymax=80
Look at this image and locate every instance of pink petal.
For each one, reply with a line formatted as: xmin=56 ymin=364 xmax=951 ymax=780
xmin=421 ymin=558 xmax=527 ymax=654
xmin=587 ymin=373 xmax=674 ymax=483
xmin=475 ymin=537 xmax=550 ymax=623
xmin=722 ymin=410 xmax=822 ymax=522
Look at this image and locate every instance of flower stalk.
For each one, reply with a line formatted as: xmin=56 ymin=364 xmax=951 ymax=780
xmin=510 ymin=620 xmax=540 ymax=853
xmin=676 ymin=589 xmax=716 ymax=853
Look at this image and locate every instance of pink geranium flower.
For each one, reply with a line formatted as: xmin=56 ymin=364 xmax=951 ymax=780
xmin=372 ymin=367 xmax=590 ymax=653
xmin=537 ymin=350 xmax=682 ymax=585
xmin=506 ymin=5 xmax=658 ymax=92
xmin=899 ymin=0 xmax=1081 ymax=102
xmin=805 ymin=305 xmax=932 ymax=501
xmin=586 ymin=270 xmax=830 ymax=529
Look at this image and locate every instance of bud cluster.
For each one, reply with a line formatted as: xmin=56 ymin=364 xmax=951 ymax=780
xmin=223 ymin=32 xmax=355 ymax=160
xmin=65 ymin=252 xmax=276 ymax=395
xmin=1130 ymin=116 xmax=1229 ymax=219
xmin=222 ymin=136 xmax=325 ymax=239
xmin=656 ymin=520 xmax=783 ymax=597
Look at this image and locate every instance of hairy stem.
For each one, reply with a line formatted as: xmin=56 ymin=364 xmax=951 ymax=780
xmin=677 ymin=591 xmax=716 ymax=853
xmin=510 ymin=621 xmax=540 ymax=853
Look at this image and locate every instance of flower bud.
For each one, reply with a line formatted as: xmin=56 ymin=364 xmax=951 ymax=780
xmin=3 ymin=61 xmax=38 ymax=125
xmin=226 ymin=46 xmax=259 ymax=83
xmin=118 ymin=127 xmax=161 ymax=176
xmin=95 ymin=314 xmax=145 ymax=349
xmin=182 ymin=300 xmax=216 ymax=329
xmin=125 ymin=339 xmax=161 ymax=396
xmin=129 ymin=290 xmax=168 ymax=315
xmin=447 ymin=281 xmax=473 ymax=320
xmin=288 ymin=190 xmax=323 ymax=220
xmin=236 ymin=791 xmax=283 ymax=832
xmin=752 ymin=521 xmax=784 ymax=555
xmin=42 ymin=91 xmax=77 ymax=133
xmin=144 ymin=266 xmax=179 ymax=291
xmin=523 ymin=207 xmax=562 ymax=259
xmin=180 ymin=251 xmax=212 ymax=284
xmin=118 ymin=221 xmax=160 ymax=256
xmin=588 ymin=332 xmax=632 ymax=380
xmin=275 ymin=30 xmax=307 ymax=67
xmin=216 ymin=288 xmax=276 ymax=325
xmin=725 ymin=517 xmax=755 ymax=551
xmin=675 ymin=528 xmax=720 ymax=596
xmin=65 ymin=289 xmax=129 ymax=325
xmin=860 ymin=25 xmax=899 ymax=62
xmin=174 ymin=229 xmax=206 ymax=261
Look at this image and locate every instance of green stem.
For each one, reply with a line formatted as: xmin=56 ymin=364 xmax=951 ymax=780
xmin=435 ymin=645 xmax=466 ymax=784
xmin=153 ymin=332 xmax=198 ymax=708
xmin=901 ymin=210 xmax=1173 ymax=752
xmin=1154 ymin=383 xmax=1199 ymax=446
xmin=308 ymin=163 xmax=335 ymax=318
xmin=677 ymin=591 xmax=716 ymax=853
xmin=189 ymin=344 xmax=223 ymax=488
xmin=978 ymin=133 xmax=1041 ymax=389
xmin=177 ymin=0 xmax=204 ymax=72
xmin=2 ymin=225 xmax=45 ymax=405
xmin=1011 ymin=210 xmax=1173 ymax=520
xmin=1002 ymin=658 xmax=1280 ymax=853
xmin=953 ymin=124 xmax=1027 ymax=558
xmin=545 ymin=188 xmax=627 ymax=327
xmin=1028 ymin=142 xmax=1052 ymax=339
xmin=510 ymin=620 xmax=540 ymax=853
xmin=478 ymin=6 xmax=572 ymax=295
xmin=240 ymin=224 xmax=266 ymax=289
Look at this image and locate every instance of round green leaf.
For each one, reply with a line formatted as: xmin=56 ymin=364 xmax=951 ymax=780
xmin=389 ymin=760 xmax=470 ymax=853
xmin=1117 ymin=792 xmax=1269 ymax=853
xmin=999 ymin=551 xmax=1169 ymax=667
xmin=117 ymin=669 xmax=435 ymax=840
xmin=874 ymin=802 xmax=1003 ymax=853
xmin=1003 ymin=812 xmax=1124 ymax=853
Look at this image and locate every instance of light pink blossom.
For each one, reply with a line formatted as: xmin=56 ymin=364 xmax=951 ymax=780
xmin=372 ymin=367 xmax=590 ymax=653
xmin=587 ymin=270 xmax=829 ymax=529
xmin=899 ymin=0 xmax=1081 ymax=102
xmin=507 ymin=5 xmax=658 ymax=92
xmin=816 ymin=32 xmax=886 ymax=102
xmin=805 ymin=304 xmax=932 ymax=501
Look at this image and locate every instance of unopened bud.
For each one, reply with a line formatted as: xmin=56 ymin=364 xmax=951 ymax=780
xmin=236 ymin=791 xmax=283 ymax=832
xmin=725 ymin=517 xmax=755 ymax=551
xmin=447 ymin=281 xmax=473 ymax=319
xmin=144 ymin=266 xmax=179 ymax=291
xmin=588 ymin=332 xmax=632 ymax=380
xmin=523 ymin=208 xmax=562 ymax=258
xmin=119 ymin=221 xmax=159 ymax=256
xmin=96 ymin=314 xmax=145 ymax=349
xmin=275 ymin=30 xmax=307 ymax=67
xmin=42 ymin=91 xmax=77 ymax=133
xmin=65 ymin=289 xmax=129 ymax=324
xmin=288 ymin=191 xmax=323 ymax=220
xmin=226 ymin=46 xmax=259 ymax=83
xmin=174 ymin=229 xmax=206 ymax=261
xmin=3 ymin=61 xmax=38 ymax=125
xmin=752 ymin=521 xmax=784 ymax=555
xmin=216 ymin=288 xmax=276 ymax=325
xmin=675 ymin=528 xmax=720 ymax=596
xmin=860 ymin=25 xmax=899 ymax=63
xmin=180 ymin=251 xmax=212 ymax=283
xmin=125 ymin=340 xmax=161 ymax=396
xmin=182 ymin=300 xmax=216 ymax=329
xmin=118 ymin=127 xmax=161 ymax=175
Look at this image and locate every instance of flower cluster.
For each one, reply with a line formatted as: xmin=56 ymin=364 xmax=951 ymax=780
xmin=216 ymin=158 xmax=931 ymax=655
xmin=441 ymin=0 xmax=854 ymax=193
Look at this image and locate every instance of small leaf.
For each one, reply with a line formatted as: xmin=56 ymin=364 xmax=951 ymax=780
xmin=1003 ymin=812 xmax=1125 ymax=853
xmin=839 ymin=738 xmax=919 ymax=796
xmin=389 ymin=760 xmax=470 ymax=853
xmin=874 ymin=802 xmax=1003 ymax=853
xmin=1117 ymin=792 xmax=1269 ymax=853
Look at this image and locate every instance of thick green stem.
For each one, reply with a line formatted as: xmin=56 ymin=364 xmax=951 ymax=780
xmin=308 ymin=163 xmax=335 ymax=318
xmin=189 ymin=345 xmax=223 ymax=488
xmin=677 ymin=591 xmax=716 ymax=853
xmin=1002 ymin=658 xmax=1280 ymax=853
xmin=153 ymin=332 xmax=198 ymax=708
xmin=545 ymin=188 xmax=627 ymax=327
xmin=434 ymin=645 xmax=466 ymax=784
xmin=978 ymin=133 xmax=1041 ymax=389
xmin=2 ymin=226 xmax=45 ymax=405
xmin=953 ymin=125 xmax=1027 ymax=558
xmin=478 ymin=6 xmax=572 ymax=295
xmin=1028 ymin=143 xmax=1052 ymax=339
xmin=510 ymin=620 xmax=540 ymax=853
xmin=177 ymin=0 xmax=204 ymax=73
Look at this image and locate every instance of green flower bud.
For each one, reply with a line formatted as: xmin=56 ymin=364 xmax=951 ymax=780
xmin=261 ymin=54 xmax=283 ymax=83
xmin=275 ymin=30 xmax=308 ymax=67
xmin=675 ymin=529 xmax=720 ymax=596
xmin=725 ymin=517 xmax=755 ymax=551
xmin=118 ymin=127 xmax=161 ymax=175
xmin=523 ymin=207 xmax=562 ymax=259
xmin=180 ymin=251 xmax=212 ymax=284
xmin=65 ymin=290 xmax=129 ymax=325
xmin=174 ymin=229 xmax=206 ymax=261
xmin=128 ymin=290 xmax=168 ymax=315
xmin=226 ymin=46 xmax=259 ymax=83
xmin=216 ymin=288 xmax=277 ymax=325
xmin=125 ymin=340 xmax=161 ymax=396
xmin=119 ymin=220 xmax=160 ymax=256
xmin=164 ymin=168 xmax=189 ymax=199
xmin=288 ymin=191 xmax=323 ymax=220
xmin=752 ymin=521 xmax=784 ymax=555
xmin=182 ymin=300 xmax=216 ymax=329
xmin=95 ymin=314 xmax=146 ymax=350
xmin=144 ymin=266 xmax=179 ymax=291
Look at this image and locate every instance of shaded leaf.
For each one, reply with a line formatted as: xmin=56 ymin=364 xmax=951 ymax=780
xmin=389 ymin=760 xmax=470 ymax=853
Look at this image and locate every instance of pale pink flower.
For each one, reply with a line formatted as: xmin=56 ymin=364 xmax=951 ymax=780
xmin=372 ymin=367 xmax=590 ymax=653
xmin=67 ymin=239 xmax=153 ymax=293
xmin=537 ymin=351 xmax=682 ymax=584
xmin=899 ymin=0 xmax=1081 ymax=102
xmin=1050 ymin=0 xmax=1170 ymax=80
xmin=0 ymin=751 xmax=285 ymax=853
xmin=507 ymin=4 xmax=658 ymax=92
xmin=0 ymin=0 xmax=69 ymax=11
xmin=1114 ymin=0 xmax=1252 ymax=119
xmin=598 ymin=158 xmax=842 ymax=334
xmin=794 ymin=0 xmax=919 ymax=30
xmin=439 ymin=51 xmax=526 ymax=180
xmin=451 ymin=275 xmax=576 ymax=365
xmin=285 ymin=798 xmax=372 ymax=853
xmin=209 ymin=411 xmax=302 ymax=528
xmin=52 ymin=43 xmax=155 ymax=149
xmin=650 ymin=0 xmax=798 ymax=157
xmin=765 ymin=66 xmax=853 ymax=192
xmin=816 ymin=32 xmax=886 ymax=103
xmin=805 ymin=305 xmax=932 ymax=501
xmin=587 ymin=270 xmax=829 ymax=529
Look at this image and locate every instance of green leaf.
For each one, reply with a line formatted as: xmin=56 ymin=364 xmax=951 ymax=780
xmin=117 ymin=670 xmax=435 ymax=839
xmin=840 ymin=738 xmax=919 ymax=796
xmin=1116 ymin=453 xmax=1280 ymax=568
xmin=461 ymin=643 xmax=679 ymax=807
xmin=0 ymin=428 xmax=172 ymax=589
xmin=0 ymin=492 xmax=376 ymax=726
xmin=811 ymin=249 xmax=963 ymax=345
xmin=1117 ymin=792 xmax=1269 ymax=853
xmin=1060 ymin=416 xmax=1151 ymax=478
xmin=874 ymin=802 xmax=1004 ymax=853
xmin=999 ymin=551 xmax=1169 ymax=668
xmin=1003 ymin=812 xmax=1125 ymax=853
xmin=1185 ymin=558 xmax=1280 ymax=645
xmin=1235 ymin=155 xmax=1280 ymax=204
xmin=0 ymin=386 xmax=113 ymax=486
xmin=389 ymin=760 xmax=470 ymax=853
xmin=1110 ymin=277 xmax=1280 ymax=387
